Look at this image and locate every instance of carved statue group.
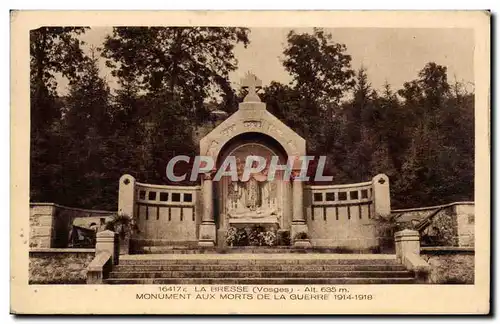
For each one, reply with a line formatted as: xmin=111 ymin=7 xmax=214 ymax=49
xmin=226 ymin=153 xmax=279 ymax=220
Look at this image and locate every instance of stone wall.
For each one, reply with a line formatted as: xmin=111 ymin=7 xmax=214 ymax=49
xmin=30 ymin=204 xmax=56 ymax=248
xmin=29 ymin=249 xmax=95 ymax=284
xmin=455 ymin=204 xmax=475 ymax=247
xmin=420 ymin=247 xmax=474 ymax=284
xmin=307 ymin=207 xmax=378 ymax=250
xmin=30 ymin=203 xmax=116 ymax=248
xmin=132 ymin=183 xmax=200 ymax=246
xmin=305 ymin=178 xmax=383 ymax=250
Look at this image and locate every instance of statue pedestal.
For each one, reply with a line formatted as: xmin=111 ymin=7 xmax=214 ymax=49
xmin=198 ymin=222 xmax=216 ymax=247
xmin=228 ymin=216 xmax=279 ymax=231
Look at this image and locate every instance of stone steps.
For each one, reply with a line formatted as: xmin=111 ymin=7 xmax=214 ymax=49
xmin=109 ymin=270 xmax=412 ymax=279
xmin=106 ymin=254 xmax=415 ymax=285
xmin=136 ymin=246 xmax=379 ymax=254
xmin=118 ymin=258 xmax=401 ymax=266
xmin=105 ymin=277 xmax=416 ymax=284
xmin=113 ymin=264 xmax=407 ymax=272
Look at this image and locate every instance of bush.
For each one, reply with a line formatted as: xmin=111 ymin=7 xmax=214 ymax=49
xmin=106 ymin=213 xmax=134 ymax=239
xmin=258 ymin=230 xmax=277 ymax=247
xmin=225 ymin=227 xmax=248 ymax=246
xmin=277 ymin=230 xmax=291 ymax=246
xmin=375 ymin=217 xmax=400 ymax=253
xmin=225 ymin=226 xmax=277 ymax=246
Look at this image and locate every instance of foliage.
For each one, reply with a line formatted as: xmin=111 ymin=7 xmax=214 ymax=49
xmin=265 ymin=28 xmax=355 ymax=154
xmin=102 ymin=27 xmax=250 ymax=122
xmin=375 ymin=217 xmax=404 ymax=253
xmin=29 ymin=27 xmax=249 ymax=208
xmin=247 ymin=226 xmax=264 ymax=246
xmin=30 ymin=27 xmax=88 ymax=204
xmin=99 ymin=27 xmax=250 ymax=186
xmin=57 ymin=48 xmax=117 ymax=209
xmin=283 ymin=28 xmax=355 ymax=107
xmin=225 ymin=227 xmax=238 ymax=246
xmin=265 ymin=30 xmax=473 ymax=207
xmin=225 ymin=226 xmax=277 ymax=246
xmin=225 ymin=227 xmax=248 ymax=247
xmin=421 ymin=254 xmax=474 ymax=284
xmin=105 ymin=213 xmax=134 ymax=239
xmin=277 ymin=230 xmax=291 ymax=246
xmin=29 ymin=27 xmax=474 ymax=211
xmin=420 ymin=208 xmax=459 ymax=246
xmin=258 ymin=230 xmax=277 ymax=247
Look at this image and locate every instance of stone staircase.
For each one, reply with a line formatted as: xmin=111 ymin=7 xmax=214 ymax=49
xmin=105 ymin=254 xmax=416 ymax=284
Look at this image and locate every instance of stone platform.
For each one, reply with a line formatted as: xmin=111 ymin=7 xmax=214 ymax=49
xmin=227 ymin=216 xmax=279 ymax=230
xmin=134 ymin=246 xmax=383 ymax=254
xmin=122 ymin=252 xmax=398 ymax=260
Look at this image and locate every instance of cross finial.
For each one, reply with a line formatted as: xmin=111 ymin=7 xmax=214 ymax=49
xmin=241 ymin=72 xmax=262 ymax=102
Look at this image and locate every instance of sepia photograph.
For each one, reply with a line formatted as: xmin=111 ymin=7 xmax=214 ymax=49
xmin=11 ymin=10 xmax=490 ymax=314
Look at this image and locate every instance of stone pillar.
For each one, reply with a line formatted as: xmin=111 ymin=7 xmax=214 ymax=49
xmin=118 ymin=174 xmax=136 ymax=255
xmin=118 ymin=174 xmax=136 ymax=217
xmin=96 ymin=230 xmax=119 ymax=265
xmin=292 ymin=177 xmax=304 ymax=223
xmin=394 ymin=229 xmax=430 ymax=281
xmin=29 ymin=203 xmax=56 ymax=248
xmin=87 ymin=230 xmax=119 ymax=284
xmin=372 ymin=173 xmax=391 ymax=218
xmin=291 ymin=175 xmax=311 ymax=247
xmin=198 ymin=171 xmax=216 ymax=247
xmin=394 ymin=229 xmax=420 ymax=262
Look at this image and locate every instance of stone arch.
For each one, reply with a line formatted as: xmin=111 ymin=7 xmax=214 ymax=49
xmin=200 ymin=110 xmax=306 ymax=169
xmin=212 ymin=132 xmax=293 ymax=232
xmin=215 ymin=132 xmax=288 ymax=168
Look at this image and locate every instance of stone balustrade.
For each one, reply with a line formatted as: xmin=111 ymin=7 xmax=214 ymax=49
xmin=304 ymin=174 xmax=390 ymax=249
xmin=135 ymin=182 xmax=200 ymax=207
xmin=118 ymin=175 xmax=201 ymax=250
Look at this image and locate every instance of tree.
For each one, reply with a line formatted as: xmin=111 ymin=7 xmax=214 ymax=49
xmin=102 ymin=27 xmax=250 ymax=124
xmin=267 ymin=28 xmax=356 ymax=154
xmin=30 ymin=27 xmax=88 ymax=202
xmin=283 ymin=28 xmax=356 ymax=108
xmin=100 ymin=27 xmax=250 ymax=185
xmin=109 ymin=80 xmax=150 ymax=181
xmin=60 ymin=48 xmax=115 ymax=208
xmin=340 ymin=67 xmax=378 ymax=182
xmin=262 ymin=81 xmax=304 ymax=132
xmin=28 ymin=26 xmax=475 ymax=211
xmin=372 ymin=82 xmax=404 ymax=176
xmin=393 ymin=62 xmax=467 ymax=207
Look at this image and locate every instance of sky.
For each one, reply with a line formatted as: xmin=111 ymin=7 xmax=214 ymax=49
xmin=57 ymin=27 xmax=474 ymax=95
